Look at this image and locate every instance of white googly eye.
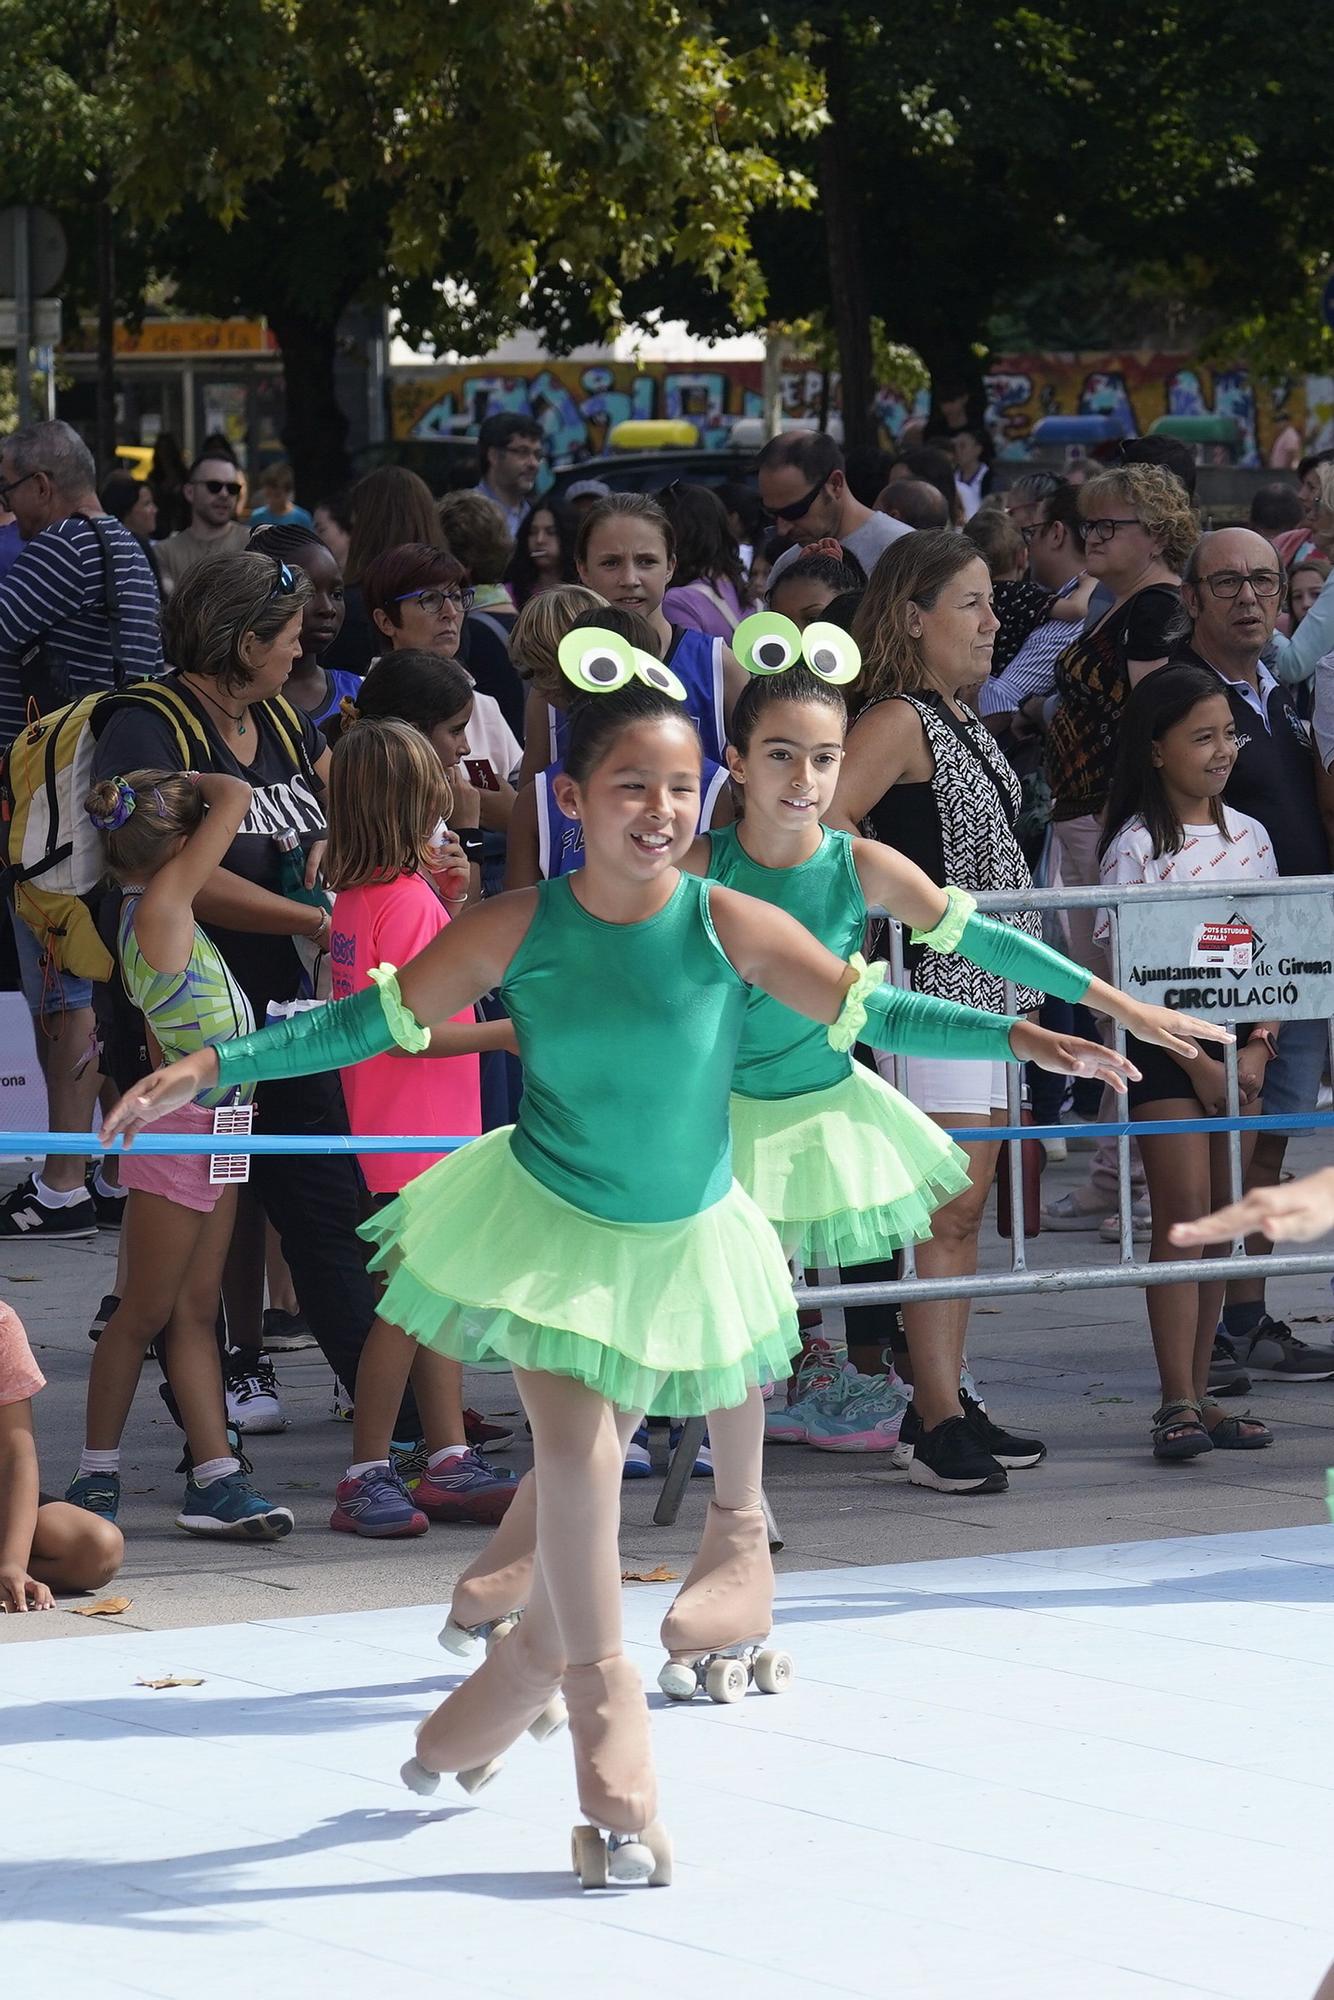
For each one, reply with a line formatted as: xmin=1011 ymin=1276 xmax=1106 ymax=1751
xmin=558 ymin=627 xmax=636 ymax=693
xmin=801 ymin=622 xmax=861 ymax=686
xmin=734 ymin=612 xmax=802 ymax=676
xmin=633 ymin=651 xmax=688 ymax=701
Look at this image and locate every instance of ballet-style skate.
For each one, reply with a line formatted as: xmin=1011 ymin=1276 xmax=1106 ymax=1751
xmin=564 ymin=1655 xmax=672 ymax=1888
xmin=437 ymin=1469 xmax=537 ymax=1655
xmin=656 ymin=1500 xmax=794 ymax=1705
xmin=400 ymin=1620 xmax=566 ymax=1797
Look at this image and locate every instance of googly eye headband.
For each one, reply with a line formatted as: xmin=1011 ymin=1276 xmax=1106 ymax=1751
xmin=731 ymin=611 xmax=861 ymax=687
xmin=558 ymin=627 xmax=689 ymax=703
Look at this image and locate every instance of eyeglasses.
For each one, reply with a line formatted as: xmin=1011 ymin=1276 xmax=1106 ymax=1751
xmin=395 ymin=586 xmax=475 ymax=615
xmin=0 ymin=470 xmax=39 ymax=509
xmin=269 ymin=560 xmax=296 ymax=598
xmin=1197 ymin=568 xmax=1283 ymax=600
xmin=766 ymin=471 xmax=833 ymax=524
xmin=1018 ymin=521 xmax=1052 ymax=547
xmin=199 ymin=478 xmax=243 ymax=498
xmin=1079 ymin=516 xmax=1141 ymax=545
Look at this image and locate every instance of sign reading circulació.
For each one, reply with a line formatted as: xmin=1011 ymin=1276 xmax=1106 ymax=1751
xmin=1115 ymin=888 xmax=1334 ymax=1022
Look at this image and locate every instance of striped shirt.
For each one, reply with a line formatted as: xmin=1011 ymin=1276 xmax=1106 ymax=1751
xmin=0 ymin=515 xmax=163 ymax=744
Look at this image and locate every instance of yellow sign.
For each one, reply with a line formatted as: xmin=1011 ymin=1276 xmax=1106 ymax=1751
xmin=111 ymin=320 xmax=273 ymax=357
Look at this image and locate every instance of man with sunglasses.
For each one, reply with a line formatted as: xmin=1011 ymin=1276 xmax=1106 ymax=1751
xmin=1173 ymin=526 xmax=1334 ymax=1384
xmin=759 ymin=430 xmax=911 ymax=600
xmin=154 ymin=453 xmax=250 ymax=597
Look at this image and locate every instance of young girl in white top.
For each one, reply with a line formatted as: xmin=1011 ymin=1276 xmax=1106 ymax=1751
xmin=1099 ymin=664 xmax=1277 ymax=1463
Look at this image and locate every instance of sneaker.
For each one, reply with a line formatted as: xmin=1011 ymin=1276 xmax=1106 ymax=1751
xmin=330 ymin=1464 xmax=429 ymax=1538
xmin=224 ymin=1352 xmax=287 ymax=1434
xmin=668 ymin=1423 xmax=713 ymax=1476
xmin=411 ymin=1447 xmax=517 ymax=1525
xmin=1208 ymin=1331 xmax=1251 ymax=1394
xmin=908 ymin=1415 xmax=1009 ymax=1494
xmin=86 ymin=1174 xmax=127 ymax=1230
xmin=1041 ymin=1135 xmax=1068 ymax=1165
xmin=960 ymin=1387 xmax=1047 ymax=1468
xmin=807 ymin=1370 xmax=910 ymax=1452
xmin=1237 ymin=1316 xmax=1334 ymax=1382
xmin=623 ymin=1420 xmax=653 ymax=1478
xmin=87 ymin=1293 xmax=120 ymax=1343
xmin=1098 ymin=1198 xmax=1151 ymax=1244
xmin=175 ymin=1424 xmax=248 ymax=1479
xmin=1041 ymin=1187 xmax=1115 ymax=1232
xmin=177 ymin=1468 xmax=294 ymax=1540
xmin=261 ymin=1306 xmax=317 ymax=1352
xmin=64 ymin=1470 xmax=121 ymax=1520
xmin=890 ymin=1399 xmax=921 ymax=1469
xmin=764 ymin=1342 xmax=853 ymax=1443
xmin=464 ymin=1407 xmax=516 ymax=1453
xmin=0 ymin=1177 xmax=97 ymax=1240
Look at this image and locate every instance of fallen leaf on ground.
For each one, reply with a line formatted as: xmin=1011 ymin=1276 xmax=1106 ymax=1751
xmin=974 ymin=1306 xmax=1000 ymax=1314
xmin=621 ymin=1566 xmax=679 ymax=1584
xmin=135 ymin=1675 xmax=204 ymax=1690
xmin=69 ymin=1596 xmax=133 ymax=1617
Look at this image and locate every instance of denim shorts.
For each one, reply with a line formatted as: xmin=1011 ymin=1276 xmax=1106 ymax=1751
xmin=9 ymin=905 xmax=94 ymax=1016
xmin=1261 ymin=1018 xmax=1329 ymax=1123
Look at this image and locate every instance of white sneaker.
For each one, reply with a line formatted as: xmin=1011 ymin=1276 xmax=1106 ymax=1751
xmin=224 ymin=1352 xmax=287 ymax=1434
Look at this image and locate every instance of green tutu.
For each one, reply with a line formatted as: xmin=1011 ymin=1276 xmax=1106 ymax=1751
xmin=731 ymin=1065 xmax=972 ymax=1268
xmin=360 ymin=1128 xmax=800 ymax=1416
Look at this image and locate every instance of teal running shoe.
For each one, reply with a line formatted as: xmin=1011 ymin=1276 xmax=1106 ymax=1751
xmin=64 ymin=1471 xmax=121 ymax=1521
xmin=177 ymin=1468 xmax=294 ymax=1540
xmin=765 ymin=1352 xmax=864 ymax=1445
xmin=806 ymin=1369 xmax=910 ymax=1453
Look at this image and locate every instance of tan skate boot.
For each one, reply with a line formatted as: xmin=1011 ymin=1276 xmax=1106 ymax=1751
xmin=438 ymin=1468 xmax=537 ymax=1655
xmin=658 ymin=1502 xmax=792 ymax=1705
xmin=401 ymin=1619 xmax=565 ymax=1798
xmin=564 ymin=1655 xmax=671 ymax=1889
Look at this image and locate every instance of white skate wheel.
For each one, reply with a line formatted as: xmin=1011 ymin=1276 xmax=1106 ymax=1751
xmin=606 ymin=1836 xmax=655 ymax=1884
xmin=753 ymin=1649 xmax=794 ymax=1695
xmin=437 ymin=1617 xmax=479 ymax=1656
xmin=485 ymin=1613 xmax=519 ymax=1656
xmin=457 ymin=1755 xmax=503 ymax=1796
xmin=400 ymin=1755 xmax=440 ymax=1795
xmin=572 ymin=1822 xmax=608 ymax=1888
xmin=705 ymin=1657 xmax=749 ymax=1704
xmin=644 ymin=1820 xmax=673 ymax=1887
xmin=527 ymin=1694 xmax=567 ymax=1743
xmin=658 ymin=1660 xmax=697 ymax=1702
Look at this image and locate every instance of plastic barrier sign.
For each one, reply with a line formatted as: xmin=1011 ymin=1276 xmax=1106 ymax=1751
xmin=1116 ymin=888 xmax=1334 ymax=1021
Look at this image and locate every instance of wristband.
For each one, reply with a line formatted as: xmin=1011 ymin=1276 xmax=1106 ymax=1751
xmin=455 ymin=827 xmax=485 ymax=862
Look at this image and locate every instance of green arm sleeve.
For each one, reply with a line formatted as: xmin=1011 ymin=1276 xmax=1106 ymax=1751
xmin=827 ymin=955 xmax=1019 ymax=1063
xmin=215 ymin=966 xmax=428 ymax=1091
xmin=910 ymin=884 xmax=1092 ymax=1005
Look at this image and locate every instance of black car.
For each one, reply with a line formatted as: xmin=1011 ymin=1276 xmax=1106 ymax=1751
xmin=350 ymin=437 xmax=481 ymax=495
xmin=546 ymin=448 xmax=758 ymax=503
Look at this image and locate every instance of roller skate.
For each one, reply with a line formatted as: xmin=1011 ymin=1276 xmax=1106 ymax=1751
xmin=400 ymin=1619 xmax=566 ymax=1798
xmin=565 ymin=1655 xmax=672 ymax=1889
xmin=657 ymin=1501 xmax=793 ymax=1705
xmin=437 ymin=1469 xmax=537 ymax=1655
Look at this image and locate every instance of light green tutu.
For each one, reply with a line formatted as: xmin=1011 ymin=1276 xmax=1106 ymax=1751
xmin=360 ymin=1128 xmax=800 ymax=1416
xmin=731 ymin=1065 xmax=971 ymax=1268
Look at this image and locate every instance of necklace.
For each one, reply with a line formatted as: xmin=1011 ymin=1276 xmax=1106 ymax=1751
xmin=183 ymin=675 xmax=248 ymax=737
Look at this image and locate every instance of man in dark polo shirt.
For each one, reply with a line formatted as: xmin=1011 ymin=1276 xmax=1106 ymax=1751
xmin=1172 ymin=526 xmax=1334 ymax=1380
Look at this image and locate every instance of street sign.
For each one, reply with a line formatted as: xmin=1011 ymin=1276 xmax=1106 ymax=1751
xmin=1116 ymin=887 xmax=1334 ymax=1022
xmin=0 ymin=207 xmax=67 ymax=296
xmin=0 ymin=298 xmax=61 ymax=347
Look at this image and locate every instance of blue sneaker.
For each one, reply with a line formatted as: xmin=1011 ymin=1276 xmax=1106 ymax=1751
xmin=177 ymin=1468 xmax=294 ymax=1540
xmin=624 ymin=1421 xmax=652 ymax=1479
xmin=668 ymin=1423 xmax=712 ymax=1477
xmin=331 ymin=1463 xmax=429 ymax=1538
xmin=766 ymin=1352 xmax=864 ymax=1444
xmin=65 ymin=1471 xmax=121 ymax=1521
xmin=806 ymin=1370 xmax=910 ymax=1452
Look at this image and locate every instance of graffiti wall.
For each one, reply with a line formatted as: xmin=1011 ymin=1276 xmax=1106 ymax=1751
xmin=393 ymin=362 xmax=767 ymax=457
xmin=985 ymin=352 xmax=1334 ymax=467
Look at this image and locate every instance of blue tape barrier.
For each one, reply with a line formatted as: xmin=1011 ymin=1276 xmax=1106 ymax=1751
xmin=4 ymin=1109 xmax=1334 ymax=1156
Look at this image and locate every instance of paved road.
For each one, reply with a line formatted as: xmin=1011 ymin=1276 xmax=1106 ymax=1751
xmin=4 ymin=1134 xmax=1333 ymax=1642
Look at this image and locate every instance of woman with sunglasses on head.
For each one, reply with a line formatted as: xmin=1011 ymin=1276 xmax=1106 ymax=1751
xmin=89 ymin=552 xmax=407 ymax=1446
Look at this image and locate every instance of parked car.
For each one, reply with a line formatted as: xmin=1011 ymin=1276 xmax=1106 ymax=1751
xmin=350 ymin=437 xmax=481 ymax=495
xmin=547 ymin=448 xmax=758 ymax=504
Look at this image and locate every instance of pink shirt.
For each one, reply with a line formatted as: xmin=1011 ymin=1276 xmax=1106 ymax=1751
xmin=0 ymin=1301 xmax=45 ymax=1408
xmin=330 ymin=873 xmax=482 ymax=1193
xmin=662 ymin=576 xmax=743 ymax=641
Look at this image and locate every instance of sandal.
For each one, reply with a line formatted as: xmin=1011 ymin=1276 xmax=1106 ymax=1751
xmin=1199 ymin=1399 xmax=1273 ymax=1450
xmin=1152 ymin=1398 xmax=1213 ymax=1462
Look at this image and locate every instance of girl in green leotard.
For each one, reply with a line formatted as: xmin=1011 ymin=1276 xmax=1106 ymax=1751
xmin=101 ymin=660 xmax=1137 ymax=1892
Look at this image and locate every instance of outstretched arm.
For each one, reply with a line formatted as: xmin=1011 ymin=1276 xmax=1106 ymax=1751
xmin=1171 ymin=1167 xmax=1334 ymax=1247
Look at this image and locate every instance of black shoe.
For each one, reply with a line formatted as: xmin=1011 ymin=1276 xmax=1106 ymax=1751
xmin=0 ymin=1177 xmax=97 ymax=1239
xmin=261 ymin=1306 xmax=317 ymax=1352
xmin=85 ymin=1172 xmax=127 ymax=1230
xmin=1207 ymin=1332 xmax=1251 ymax=1395
xmin=88 ymin=1293 xmax=120 ymax=1343
xmin=908 ymin=1415 xmax=1008 ymax=1494
xmin=960 ymin=1388 xmax=1047 ymax=1468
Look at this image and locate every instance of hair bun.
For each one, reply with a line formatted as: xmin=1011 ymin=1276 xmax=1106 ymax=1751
xmin=338 ymin=695 xmax=360 ymax=723
xmin=85 ymin=775 xmax=136 ymax=831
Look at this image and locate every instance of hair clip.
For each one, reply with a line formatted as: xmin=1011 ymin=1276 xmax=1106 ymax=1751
xmin=732 ymin=611 xmax=861 ymax=687
xmin=87 ymin=775 xmax=137 ymax=832
xmin=558 ymin=628 xmax=687 ymax=702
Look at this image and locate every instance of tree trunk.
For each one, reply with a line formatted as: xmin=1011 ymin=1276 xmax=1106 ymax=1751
xmin=265 ymin=306 xmax=352 ymax=501
xmin=95 ymin=199 xmax=116 ymax=475
xmin=817 ymin=36 xmax=874 ymax=457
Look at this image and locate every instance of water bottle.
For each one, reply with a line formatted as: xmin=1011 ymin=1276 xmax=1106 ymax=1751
xmin=274 ymin=829 xmax=325 ymax=908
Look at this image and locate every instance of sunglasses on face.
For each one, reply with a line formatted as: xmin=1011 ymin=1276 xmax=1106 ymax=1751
xmin=395 ymin=586 xmax=475 ymax=615
xmin=766 ymin=470 xmax=833 ymax=524
xmin=200 ymin=478 xmax=243 ymax=497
